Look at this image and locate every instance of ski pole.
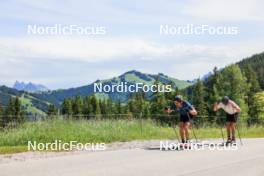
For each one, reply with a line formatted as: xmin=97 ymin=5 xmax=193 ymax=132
xmin=220 ymin=117 xmax=225 ymax=143
xmin=236 ymin=116 xmax=243 ymax=145
xmin=236 ymin=125 xmax=243 ymax=145
xmin=187 ymin=113 xmax=198 ymax=143
xmin=170 ymin=115 xmax=180 ymax=143
xmin=220 ymin=126 xmax=225 ymax=143
xmin=165 ymin=107 xmax=181 ymax=143
xmin=191 ymin=121 xmax=198 ymax=143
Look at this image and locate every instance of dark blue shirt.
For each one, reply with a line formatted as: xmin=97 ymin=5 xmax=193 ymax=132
xmin=170 ymin=100 xmax=193 ymax=116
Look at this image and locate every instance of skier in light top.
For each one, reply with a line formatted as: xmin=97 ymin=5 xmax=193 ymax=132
xmin=213 ymin=96 xmax=241 ymax=144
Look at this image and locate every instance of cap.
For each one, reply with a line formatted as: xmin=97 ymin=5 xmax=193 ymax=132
xmin=221 ymin=96 xmax=230 ymax=105
xmin=174 ymin=95 xmax=183 ymax=102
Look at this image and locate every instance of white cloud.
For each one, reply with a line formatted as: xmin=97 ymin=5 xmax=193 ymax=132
xmin=1 ymin=36 xmax=261 ymax=63
xmin=0 ymin=0 xmax=263 ymax=88
xmin=0 ymin=35 xmax=263 ymax=89
xmin=182 ymin=0 xmax=264 ymax=22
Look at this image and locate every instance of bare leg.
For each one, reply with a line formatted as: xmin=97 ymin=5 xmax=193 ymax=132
xmin=184 ymin=122 xmax=190 ymax=141
xmin=230 ymin=122 xmax=236 ymax=140
xmin=179 ymin=122 xmax=185 ymax=142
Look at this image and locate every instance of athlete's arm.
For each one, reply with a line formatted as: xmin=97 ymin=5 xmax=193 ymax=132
xmin=164 ymin=107 xmax=173 ymax=114
xmin=231 ymin=101 xmax=241 ymax=113
xmin=185 ymin=101 xmax=197 ymax=116
xmin=213 ymin=102 xmax=221 ymax=111
xmin=189 ymin=108 xmax=197 ymax=116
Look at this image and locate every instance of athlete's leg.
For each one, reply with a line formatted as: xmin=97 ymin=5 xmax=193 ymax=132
xmin=184 ymin=122 xmax=190 ymax=141
xmin=179 ymin=122 xmax=185 ymax=143
xmin=226 ymin=122 xmax=231 ymax=140
xmin=230 ymin=122 xmax=236 ymax=141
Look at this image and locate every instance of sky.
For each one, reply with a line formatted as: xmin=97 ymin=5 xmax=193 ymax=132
xmin=0 ymin=0 xmax=264 ymax=89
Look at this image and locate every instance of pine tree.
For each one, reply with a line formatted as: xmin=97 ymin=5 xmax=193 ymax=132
xmin=243 ymin=64 xmax=261 ymax=93
xmin=61 ymin=98 xmax=73 ymax=117
xmin=192 ymin=79 xmax=208 ymax=120
xmin=150 ymin=92 xmax=167 ymax=123
xmin=84 ymin=96 xmax=93 ymax=116
xmin=99 ymin=99 xmax=107 ymax=117
xmin=206 ymin=67 xmax=222 ymax=111
xmin=116 ymin=100 xmax=122 ymax=114
xmin=72 ymin=96 xmax=83 ymax=118
xmin=95 ymin=98 xmax=102 ymax=119
xmin=90 ymin=95 xmax=101 ymax=119
xmin=143 ymin=103 xmax=151 ymax=119
xmin=243 ymin=64 xmax=261 ymax=118
xmin=14 ymin=97 xmax=24 ymax=123
xmin=106 ymin=99 xmax=116 ymax=117
xmin=238 ymin=52 xmax=264 ymax=89
xmin=127 ymin=98 xmax=137 ymax=118
xmin=5 ymin=97 xmax=15 ymax=123
xmin=149 ymin=77 xmax=167 ymax=117
xmin=47 ymin=104 xmax=57 ymax=117
xmin=0 ymin=101 xmax=3 ymax=127
xmin=220 ymin=64 xmax=249 ymax=117
xmin=134 ymin=92 xmax=145 ymax=115
xmin=114 ymin=100 xmax=123 ymax=119
xmin=123 ymin=104 xmax=133 ymax=119
xmin=164 ymin=81 xmax=176 ymax=100
xmin=252 ymin=92 xmax=264 ymax=124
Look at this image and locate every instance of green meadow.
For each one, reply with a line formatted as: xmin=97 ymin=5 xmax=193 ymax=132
xmin=0 ymin=119 xmax=263 ymax=154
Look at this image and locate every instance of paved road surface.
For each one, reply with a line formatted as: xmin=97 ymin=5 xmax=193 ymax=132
xmin=0 ymin=139 xmax=264 ymax=176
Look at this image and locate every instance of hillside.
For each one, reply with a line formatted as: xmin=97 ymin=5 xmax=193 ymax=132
xmin=1 ymin=52 xmax=264 ymax=117
xmin=237 ymin=52 xmax=264 ymax=89
xmin=0 ymin=86 xmax=49 ymax=117
xmin=30 ymin=70 xmax=192 ymax=106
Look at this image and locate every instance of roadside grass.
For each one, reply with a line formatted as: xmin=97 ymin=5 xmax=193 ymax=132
xmin=0 ymin=119 xmax=263 ymax=154
xmin=0 ymin=146 xmax=27 ymax=154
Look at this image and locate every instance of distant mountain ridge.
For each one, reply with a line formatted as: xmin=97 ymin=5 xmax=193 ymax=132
xmin=13 ymin=81 xmax=49 ymax=93
xmin=30 ymin=70 xmax=192 ymax=106
xmin=1 ymin=51 xmax=263 ymax=118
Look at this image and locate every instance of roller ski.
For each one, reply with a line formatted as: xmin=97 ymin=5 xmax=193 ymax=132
xmin=225 ymin=138 xmax=237 ymax=146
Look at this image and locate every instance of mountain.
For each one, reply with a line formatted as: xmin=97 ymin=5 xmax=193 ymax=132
xmin=0 ymin=86 xmax=50 ymax=117
xmin=31 ymin=70 xmax=192 ymax=106
xmin=13 ymin=81 xmax=49 ymax=93
xmin=2 ymin=50 xmax=264 ymax=116
xmin=237 ymin=52 xmax=264 ymax=89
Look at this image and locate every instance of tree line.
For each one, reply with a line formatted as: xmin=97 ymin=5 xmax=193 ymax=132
xmin=55 ymin=64 xmax=264 ymax=125
xmin=0 ymin=97 xmax=25 ymax=127
xmin=187 ymin=64 xmax=264 ymax=124
xmin=1 ymin=63 xmax=264 ymax=127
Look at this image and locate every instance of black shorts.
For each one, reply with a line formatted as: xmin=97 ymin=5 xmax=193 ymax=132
xmin=226 ymin=113 xmax=238 ymax=123
xmin=180 ymin=114 xmax=190 ymax=123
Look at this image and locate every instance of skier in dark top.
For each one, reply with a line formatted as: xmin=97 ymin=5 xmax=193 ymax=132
xmin=165 ymin=95 xmax=197 ymax=143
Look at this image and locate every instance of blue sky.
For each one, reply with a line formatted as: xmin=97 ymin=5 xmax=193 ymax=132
xmin=0 ymin=0 xmax=264 ymax=89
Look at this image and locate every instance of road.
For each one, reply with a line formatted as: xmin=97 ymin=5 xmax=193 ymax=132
xmin=0 ymin=138 xmax=264 ymax=176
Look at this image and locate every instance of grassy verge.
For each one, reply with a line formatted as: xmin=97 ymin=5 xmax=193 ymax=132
xmin=0 ymin=146 xmax=28 ymax=154
xmin=0 ymin=119 xmax=263 ymax=154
